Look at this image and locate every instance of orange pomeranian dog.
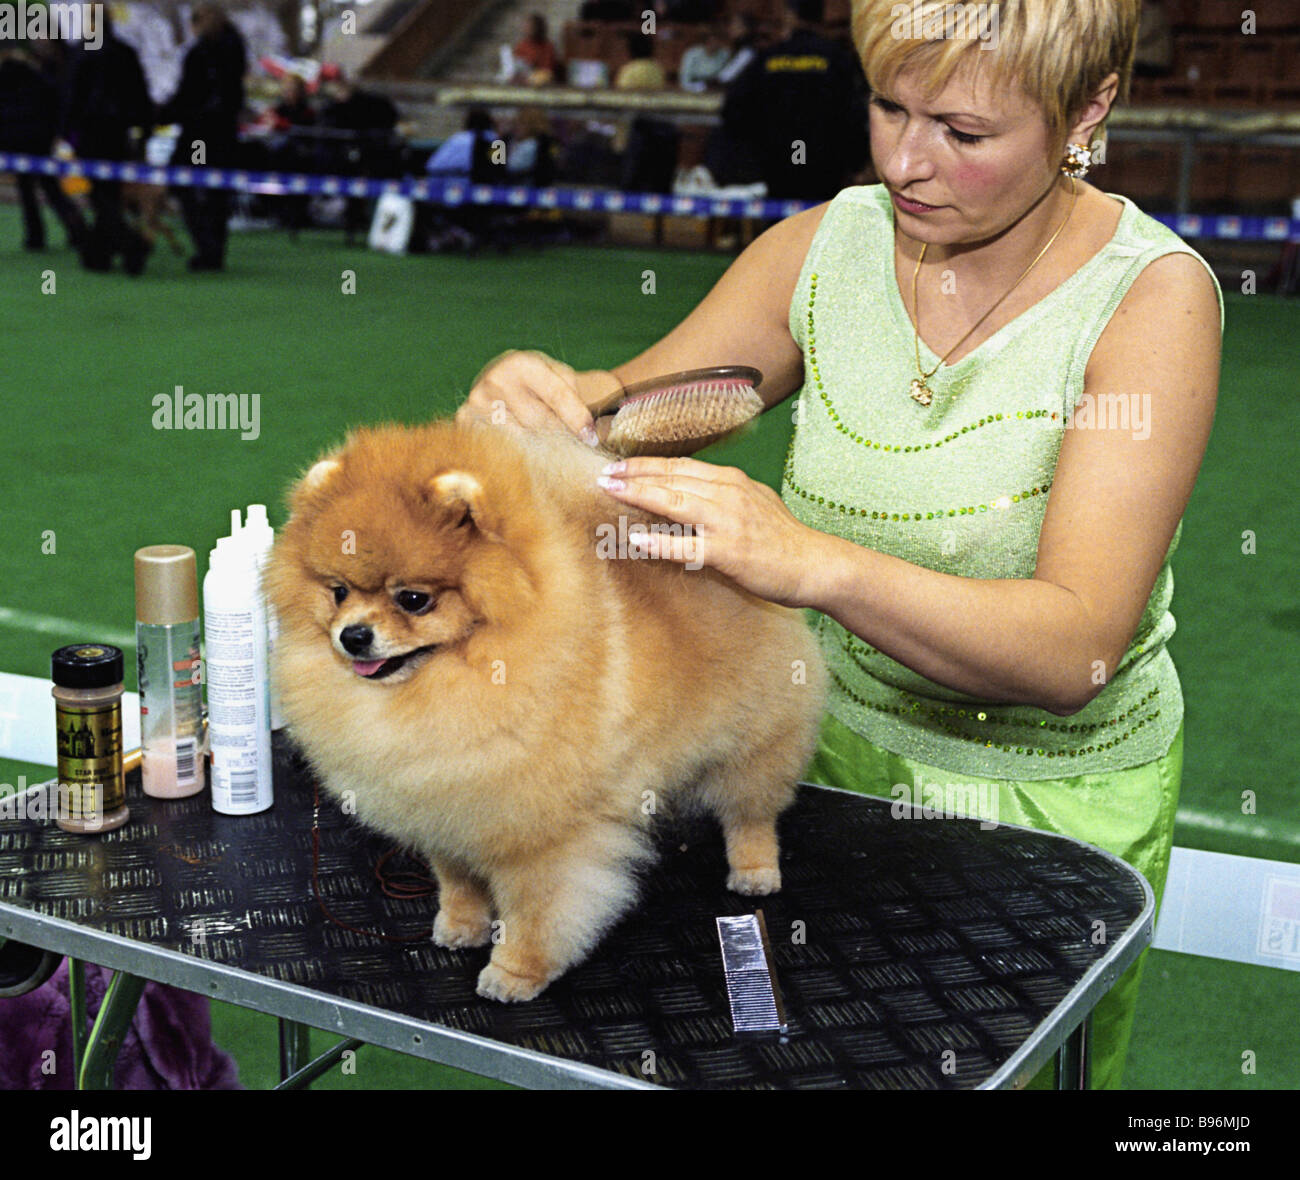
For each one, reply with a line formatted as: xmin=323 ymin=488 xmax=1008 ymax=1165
xmin=265 ymin=420 xmax=826 ymax=1002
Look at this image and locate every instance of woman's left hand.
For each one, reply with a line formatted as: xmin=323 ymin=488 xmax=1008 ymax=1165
xmin=596 ymin=456 xmax=820 ymax=607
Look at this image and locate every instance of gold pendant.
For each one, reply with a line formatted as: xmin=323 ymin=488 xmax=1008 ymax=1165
xmin=909 ymin=378 xmax=933 ymax=406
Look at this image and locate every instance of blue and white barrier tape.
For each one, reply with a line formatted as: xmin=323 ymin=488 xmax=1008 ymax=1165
xmin=3 ymin=151 xmax=1297 ymax=240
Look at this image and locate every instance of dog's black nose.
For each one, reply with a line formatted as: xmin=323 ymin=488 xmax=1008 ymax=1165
xmin=340 ymin=624 xmax=374 ymax=655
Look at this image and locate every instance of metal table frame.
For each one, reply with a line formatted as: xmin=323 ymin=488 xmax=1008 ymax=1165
xmin=0 ymin=767 xmax=1151 ymax=1090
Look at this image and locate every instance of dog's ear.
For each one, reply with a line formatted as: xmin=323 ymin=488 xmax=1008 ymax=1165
xmin=427 ymin=470 xmax=500 ymax=540
xmin=288 ymin=454 xmax=343 ymax=515
xmin=304 ymin=457 xmax=342 ymax=490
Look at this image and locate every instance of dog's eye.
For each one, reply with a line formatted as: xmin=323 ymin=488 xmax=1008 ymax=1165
xmin=395 ymin=590 xmax=432 ymax=614
xmin=331 ymin=584 xmax=348 ymax=605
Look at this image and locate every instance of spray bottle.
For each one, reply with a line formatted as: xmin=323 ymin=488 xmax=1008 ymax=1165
xmin=242 ymin=504 xmax=283 ymax=731
xmin=203 ymin=512 xmax=273 ymax=814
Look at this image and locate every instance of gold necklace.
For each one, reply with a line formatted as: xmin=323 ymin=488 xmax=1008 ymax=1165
xmin=908 ymin=176 xmax=1078 ymax=406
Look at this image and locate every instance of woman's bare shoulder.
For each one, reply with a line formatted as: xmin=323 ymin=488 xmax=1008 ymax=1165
xmin=759 ymin=199 xmax=834 ymax=258
xmin=727 ymin=199 xmax=835 ymax=307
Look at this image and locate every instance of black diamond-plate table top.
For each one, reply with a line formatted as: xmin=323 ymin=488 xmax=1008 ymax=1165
xmin=0 ymin=736 xmax=1152 ymax=1089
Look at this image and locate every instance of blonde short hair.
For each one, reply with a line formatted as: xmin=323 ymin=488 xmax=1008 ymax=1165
xmin=851 ymin=0 xmax=1139 ymax=148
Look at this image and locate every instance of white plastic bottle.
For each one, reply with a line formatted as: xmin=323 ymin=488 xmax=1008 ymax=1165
xmin=242 ymin=504 xmax=283 ymax=731
xmin=203 ymin=529 xmax=274 ymax=815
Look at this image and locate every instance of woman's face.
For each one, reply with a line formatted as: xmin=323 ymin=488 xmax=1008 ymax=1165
xmin=868 ymin=60 xmax=1062 ymax=247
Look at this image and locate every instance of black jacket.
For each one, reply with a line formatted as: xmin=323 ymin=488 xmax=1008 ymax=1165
xmin=0 ymin=57 xmax=61 ymax=153
xmin=722 ymin=26 xmax=869 ymax=200
xmin=65 ymin=35 xmax=153 ymax=160
xmin=320 ymin=89 xmax=398 ymax=135
xmin=159 ymin=23 xmax=247 ymax=157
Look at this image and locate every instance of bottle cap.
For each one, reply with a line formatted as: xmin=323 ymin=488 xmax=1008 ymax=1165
xmin=243 ymin=504 xmax=274 ymax=563
xmin=135 ymin=545 xmax=200 ymax=625
xmin=52 ymin=644 xmax=124 ymax=689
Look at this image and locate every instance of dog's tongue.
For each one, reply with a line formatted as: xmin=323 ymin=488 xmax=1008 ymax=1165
xmin=352 ymin=658 xmax=387 ymax=677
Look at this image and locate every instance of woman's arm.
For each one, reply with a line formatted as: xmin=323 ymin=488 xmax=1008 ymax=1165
xmin=605 ymin=200 xmax=829 ymax=409
xmin=603 ymin=251 xmax=1222 ymax=716
xmin=460 ymin=200 xmax=831 ymax=433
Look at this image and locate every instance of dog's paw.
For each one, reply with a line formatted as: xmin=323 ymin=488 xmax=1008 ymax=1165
xmin=727 ymin=866 xmax=782 ymax=896
xmin=476 ymin=961 xmax=548 ymax=1003
xmin=433 ymin=908 xmax=493 ymax=949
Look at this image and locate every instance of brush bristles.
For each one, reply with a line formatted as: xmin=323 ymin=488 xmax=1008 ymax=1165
xmin=605 ymin=380 xmax=764 ymax=456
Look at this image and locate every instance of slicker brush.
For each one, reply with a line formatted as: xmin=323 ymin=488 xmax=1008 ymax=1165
xmin=591 ymin=365 xmax=764 ymax=457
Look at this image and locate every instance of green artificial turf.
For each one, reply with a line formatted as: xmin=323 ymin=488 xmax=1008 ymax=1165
xmin=1 ymin=205 xmax=1296 ymax=1089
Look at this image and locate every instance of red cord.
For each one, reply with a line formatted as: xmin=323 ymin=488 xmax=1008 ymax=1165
xmin=311 ymin=778 xmax=434 ymax=943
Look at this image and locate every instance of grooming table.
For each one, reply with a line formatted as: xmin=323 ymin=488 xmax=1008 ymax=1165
xmin=0 ymin=735 xmax=1152 ymax=1090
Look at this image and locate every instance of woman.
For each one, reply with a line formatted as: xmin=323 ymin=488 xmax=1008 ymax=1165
xmin=457 ymin=0 xmax=1221 ymax=1089
xmin=512 ymin=13 xmax=560 ymax=85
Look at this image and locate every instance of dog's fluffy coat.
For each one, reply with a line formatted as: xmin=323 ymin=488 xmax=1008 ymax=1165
xmin=265 ymin=421 xmax=826 ymax=1001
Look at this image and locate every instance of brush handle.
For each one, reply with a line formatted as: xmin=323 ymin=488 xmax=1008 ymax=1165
xmin=589 ymin=365 xmax=763 ymax=417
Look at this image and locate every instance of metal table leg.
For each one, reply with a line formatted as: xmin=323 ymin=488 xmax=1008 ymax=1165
xmin=78 ymin=970 xmax=147 ymax=1090
xmin=68 ymin=958 xmax=87 ymax=1079
xmin=274 ymin=1037 xmax=366 ymax=1091
xmin=279 ymin=1018 xmax=312 ymax=1083
xmin=1055 ymin=1015 xmax=1092 ymax=1090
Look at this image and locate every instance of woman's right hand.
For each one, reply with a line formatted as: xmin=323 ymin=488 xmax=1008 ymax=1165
xmin=456 ymin=349 xmax=617 ymax=444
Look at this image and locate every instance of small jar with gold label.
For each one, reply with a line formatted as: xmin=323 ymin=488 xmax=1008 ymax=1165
xmin=52 ymin=644 xmax=130 ymax=834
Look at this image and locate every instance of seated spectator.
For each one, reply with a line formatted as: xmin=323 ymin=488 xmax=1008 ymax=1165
xmin=418 ymin=109 xmax=506 ymax=252
xmin=254 ymin=73 xmax=316 ymax=132
xmin=273 ymin=73 xmax=316 ymax=127
xmin=615 ymin=31 xmax=667 ymax=90
xmin=511 ymin=14 xmax=560 ymax=85
xmin=425 ymin=108 xmax=500 ymax=181
xmin=715 ymin=11 xmax=760 ymax=86
xmin=505 ymin=107 xmax=556 ymax=186
xmin=679 ymin=26 xmax=731 ymax=91
xmin=320 ymin=73 xmax=398 ymax=135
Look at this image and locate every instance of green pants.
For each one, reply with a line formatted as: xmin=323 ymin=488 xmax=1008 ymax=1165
xmin=802 ymin=712 xmax=1185 ymax=1089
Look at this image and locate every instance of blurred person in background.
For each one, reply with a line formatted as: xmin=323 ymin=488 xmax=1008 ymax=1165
xmin=256 ymin=73 xmax=316 ymax=233
xmin=715 ymin=10 xmax=760 ymax=85
xmin=0 ymin=40 xmax=89 ymax=253
xmin=320 ymin=70 xmax=399 ymax=245
xmin=721 ymin=0 xmax=869 ymax=199
xmin=320 ymin=72 xmax=399 ymax=133
xmin=65 ymin=12 xmax=153 ymax=273
xmin=158 ymin=2 xmax=246 ymax=271
xmin=616 ymin=33 xmax=677 ymax=192
xmin=615 ymin=30 xmax=667 ymax=89
xmin=506 ymin=107 xmax=556 ymax=186
xmin=1133 ymin=1 xmax=1173 ymax=78
xmin=267 ymin=72 xmax=316 ymax=129
xmin=679 ymin=25 xmax=731 ymax=91
xmin=511 ymin=13 xmax=560 ymax=85
xmin=423 ymin=107 xmax=499 ymax=182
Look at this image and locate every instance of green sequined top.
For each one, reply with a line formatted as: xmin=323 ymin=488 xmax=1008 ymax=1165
xmin=781 ymin=184 xmax=1223 ymax=781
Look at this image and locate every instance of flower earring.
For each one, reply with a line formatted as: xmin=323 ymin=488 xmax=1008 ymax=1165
xmin=1061 ymin=142 xmax=1093 ymax=180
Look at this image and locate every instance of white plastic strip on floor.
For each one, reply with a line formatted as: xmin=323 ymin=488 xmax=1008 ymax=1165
xmin=1174 ymin=806 xmax=1300 ymax=848
xmin=1153 ymin=846 xmax=1300 ymax=971
xmin=0 ymin=606 xmax=135 ymax=651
